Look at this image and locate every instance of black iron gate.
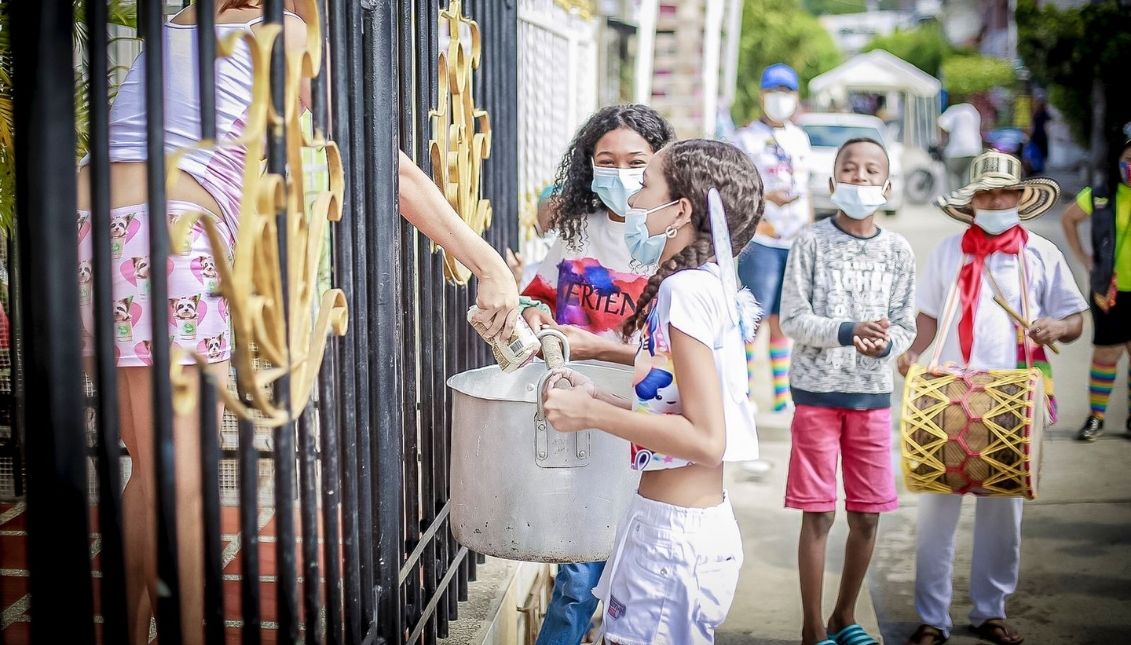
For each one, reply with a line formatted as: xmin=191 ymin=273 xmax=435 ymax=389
xmin=6 ymin=0 xmax=518 ymax=642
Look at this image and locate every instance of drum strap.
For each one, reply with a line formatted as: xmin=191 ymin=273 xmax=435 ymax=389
xmin=930 ymin=249 xmax=1035 ymax=370
xmin=983 ymin=257 xmax=1035 ymax=369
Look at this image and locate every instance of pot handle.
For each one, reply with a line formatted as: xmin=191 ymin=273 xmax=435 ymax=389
xmin=535 ymin=329 xmax=571 ymax=421
xmin=537 ymin=328 xmax=570 ymax=369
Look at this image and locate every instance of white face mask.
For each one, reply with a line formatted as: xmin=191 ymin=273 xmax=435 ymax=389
xmin=591 ymin=164 xmax=644 ymax=216
xmin=973 ymin=207 xmax=1021 ymax=235
xmin=763 ymin=92 xmax=798 ymax=122
xmin=830 ymin=182 xmax=889 ymax=220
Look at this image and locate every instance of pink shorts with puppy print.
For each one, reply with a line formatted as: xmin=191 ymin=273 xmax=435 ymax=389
xmin=77 ymin=201 xmax=235 ymax=367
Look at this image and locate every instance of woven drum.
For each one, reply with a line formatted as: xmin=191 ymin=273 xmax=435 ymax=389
xmin=900 ymin=364 xmax=1045 ymax=499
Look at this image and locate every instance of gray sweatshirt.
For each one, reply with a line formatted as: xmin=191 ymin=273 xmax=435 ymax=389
xmin=779 ymin=218 xmax=916 ymax=408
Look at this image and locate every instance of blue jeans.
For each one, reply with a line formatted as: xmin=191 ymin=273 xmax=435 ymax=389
xmin=536 ymin=561 xmax=606 ymax=645
xmin=737 ymin=241 xmax=790 ymax=315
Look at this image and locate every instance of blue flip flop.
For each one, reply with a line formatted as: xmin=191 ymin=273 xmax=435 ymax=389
xmin=816 ymin=640 xmax=838 ymax=645
xmin=828 ymin=623 xmax=880 ymax=645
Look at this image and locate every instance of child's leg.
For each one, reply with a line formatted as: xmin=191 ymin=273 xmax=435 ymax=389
xmin=799 ymin=511 xmax=836 ymax=644
xmin=118 ymin=368 xmax=159 ymax=645
xmin=538 ymin=562 xmax=605 ymax=645
xmin=828 ymin=512 xmax=879 ymax=634
xmin=1087 ymin=345 xmax=1122 ymax=421
xmin=786 ymin=405 xmax=843 ymax=644
xmin=768 ymin=327 xmax=792 ymax=412
xmin=832 ymin=407 xmax=896 ymax=638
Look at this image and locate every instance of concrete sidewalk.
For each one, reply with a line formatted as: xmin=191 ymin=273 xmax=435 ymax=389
xmin=719 ymin=415 xmax=886 ymax=645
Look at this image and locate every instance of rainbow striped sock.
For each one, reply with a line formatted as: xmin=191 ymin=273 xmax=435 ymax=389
xmin=769 ymin=338 xmax=791 ymax=412
xmin=1089 ymin=361 xmax=1117 ymax=420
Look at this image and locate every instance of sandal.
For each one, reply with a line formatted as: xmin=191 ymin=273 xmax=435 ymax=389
xmin=815 ymin=641 xmax=837 ymax=645
xmin=906 ymin=624 xmax=947 ymax=645
xmin=829 ymin=623 xmax=879 ymax=645
xmin=970 ymin=618 xmax=1023 ymax=645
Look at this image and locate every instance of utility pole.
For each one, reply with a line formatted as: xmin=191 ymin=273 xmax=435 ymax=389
xmin=1089 ymin=0 xmax=1107 ymax=192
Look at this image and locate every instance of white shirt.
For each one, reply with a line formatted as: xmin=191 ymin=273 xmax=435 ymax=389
xmin=731 ymin=120 xmax=812 ymax=249
xmin=917 ymin=231 xmax=1087 ymax=371
xmin=522 ymin=213 xmax=652 ymax=341
xmin=938 ymin=103 xmax=983 ymax=159
xmin=630 ymin=264 xmax=759 ymax=470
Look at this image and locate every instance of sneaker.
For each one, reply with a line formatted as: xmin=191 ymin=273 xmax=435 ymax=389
xmin=1077 ymin=416 xmax=1104 ymax=442
xmin=740 ymin=459 xmax=773 ymax=479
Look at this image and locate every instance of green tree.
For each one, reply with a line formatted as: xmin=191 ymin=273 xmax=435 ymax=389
xmin=732 ymin=0 xmax=841 ymax=126
xmin=940 ymin=54 xmax=1015 ymax=100
xmin=1017 ymin=0 xmax=1131 ymax=165
xmin=0 ymin=1 xmax=137 ymax=231
xmin=802 ymin=0 xmax=901 ymax=14
xmin=862 ymin=20 xmax=951 ymax=77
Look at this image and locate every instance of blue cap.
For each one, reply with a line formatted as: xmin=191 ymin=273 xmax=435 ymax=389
xmin=760 ymin=64 xmax=799 ymax=92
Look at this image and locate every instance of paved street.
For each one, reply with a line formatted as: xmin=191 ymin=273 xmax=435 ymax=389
xmin=720 ymin=196 xmax=1131 ymax=645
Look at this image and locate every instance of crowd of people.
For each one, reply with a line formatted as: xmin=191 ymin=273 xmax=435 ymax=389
xmin=78 ymin=1 xmax=1129 ymax=642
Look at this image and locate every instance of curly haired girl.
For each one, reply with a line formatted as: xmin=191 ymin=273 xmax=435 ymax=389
xmin=521 ymin=105 xmax=676 ymax=367
xmin=543 ymin=139 xmax=764 ymax=644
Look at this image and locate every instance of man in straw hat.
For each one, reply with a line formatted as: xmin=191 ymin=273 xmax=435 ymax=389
xmin=896 ymin=151 xmax=1087 ymax=645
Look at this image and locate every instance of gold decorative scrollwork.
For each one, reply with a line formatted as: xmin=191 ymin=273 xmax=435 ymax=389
xmin=553 ymin=0 xmax=596 ymax=20
xmin=169 ymin=0 xmax=348 ymax=425
xmin=430 ymin=0 xmax=493 ymax=285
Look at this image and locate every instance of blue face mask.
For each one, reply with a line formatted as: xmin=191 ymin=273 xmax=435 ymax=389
xmin=624 ymin=200 xmax=679 ymax=266
xmin=591 ymin=163 xmax=644 ymax=216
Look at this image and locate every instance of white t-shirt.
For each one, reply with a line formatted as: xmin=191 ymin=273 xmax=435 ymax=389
xmin=731 ymin=120 xmax=812 ymax=249
xmin=522 ymin=213 xmax=651 ymax=341
xmin=917 ymin=231 xmax=1087 ymax=371
xmin=938 ymin=103 xmax=983 ymax=159
xmin=630 ymin=263 xmax=759 ymax=471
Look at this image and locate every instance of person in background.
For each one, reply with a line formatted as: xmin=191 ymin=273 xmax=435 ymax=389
xmin=1026 ymin=92 xmax=1050 ymax=175
xmin=1062 ymin=138 xmax=1131 ymax=441
xmin=730 ymin=63 xmax=812 ymax=416
xmin=779 ymin=138 xmax=915 ymax=645
xmin=898 ymin=152 xmax=1086 ymax=645
xmin=938 ymin=102 xmax=983 ymax=192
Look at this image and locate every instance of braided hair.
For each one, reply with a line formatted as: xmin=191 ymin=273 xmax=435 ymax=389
xmin=621 ymin=139 xmax=765 ymax=339
xmin=551 ymin=105 xmax=677 ymax=251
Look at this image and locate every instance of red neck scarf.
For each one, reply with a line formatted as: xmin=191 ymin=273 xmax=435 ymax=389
xmin=957 ymin=225 xmax=1028 ymax=362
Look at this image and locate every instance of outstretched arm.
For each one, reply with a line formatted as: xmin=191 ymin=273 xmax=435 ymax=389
xmin=398 ymin=152 xmax=518 ymax=337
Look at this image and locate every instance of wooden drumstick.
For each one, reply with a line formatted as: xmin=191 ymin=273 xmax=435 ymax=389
xmin=992 ymin=295 xmax=1061 ymax=355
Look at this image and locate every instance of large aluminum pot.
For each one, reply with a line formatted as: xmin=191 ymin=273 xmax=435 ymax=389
xmin=447 ymin=333 xmax=639 ymax=563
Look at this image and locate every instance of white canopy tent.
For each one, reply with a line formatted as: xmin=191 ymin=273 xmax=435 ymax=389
xmin=808 ymin=49 xmax=942 ymax=150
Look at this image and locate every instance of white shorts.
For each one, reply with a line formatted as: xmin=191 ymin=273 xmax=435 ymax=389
xmin=593 ymin=492 xmax=743 ymax=644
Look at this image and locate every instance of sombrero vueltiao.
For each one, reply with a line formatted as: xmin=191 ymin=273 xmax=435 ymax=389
xmin=936 ymin=151 xmax=1060 ymax=223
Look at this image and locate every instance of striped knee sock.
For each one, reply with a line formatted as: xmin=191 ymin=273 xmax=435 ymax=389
xmin=1088 ymin=361 xmax=1117 ymax=420
xmin=769 ymin=338 xmax=792 ymax=412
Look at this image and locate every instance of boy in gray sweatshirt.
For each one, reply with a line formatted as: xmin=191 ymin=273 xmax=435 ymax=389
xmin=778 ymin=138 xmax=916 ymax=645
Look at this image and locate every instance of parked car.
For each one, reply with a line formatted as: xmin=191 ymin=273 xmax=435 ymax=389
xmin=797 ymin=112 xmax=904 ymax=218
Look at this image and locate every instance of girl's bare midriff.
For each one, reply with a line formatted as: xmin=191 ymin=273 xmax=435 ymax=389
xmin=77 ymin=162 xmax=225 ymax=216
xmin=638 ymin=462 xmax=724 ymax=509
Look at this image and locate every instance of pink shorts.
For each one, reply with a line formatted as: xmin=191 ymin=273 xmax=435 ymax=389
xmin=785 ymin=404 xmax=898 ymax=514
xmin=77 ymin=201 xmax=235 ymax=367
